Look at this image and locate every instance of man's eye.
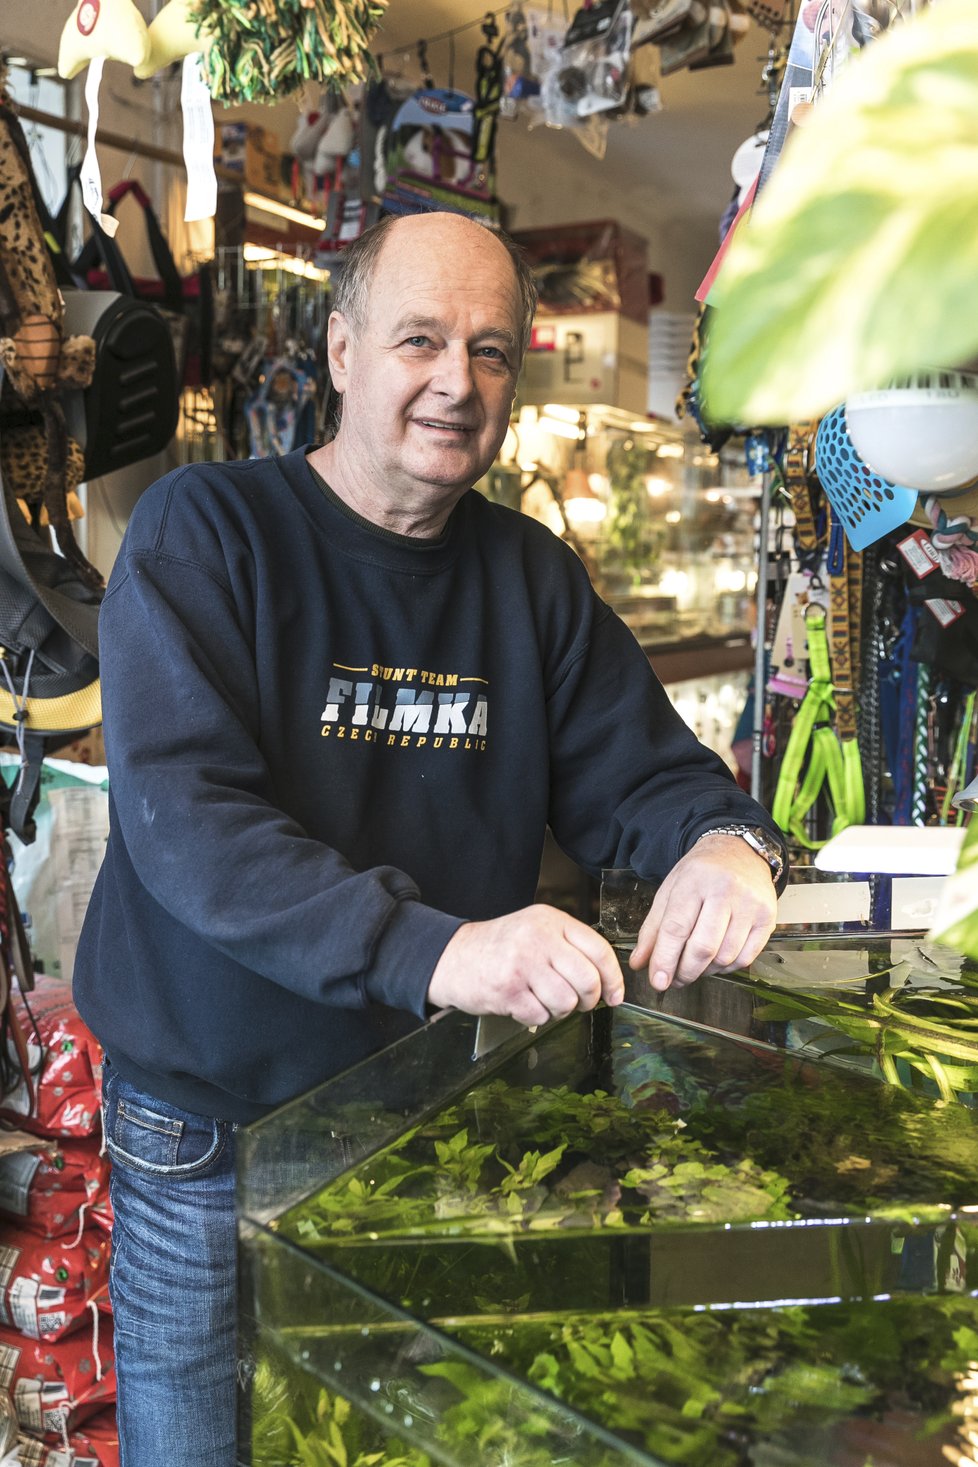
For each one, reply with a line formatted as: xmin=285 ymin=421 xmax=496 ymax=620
xmin=405 ymin=336 xmax=431 ymax=348
xmin=477 ymin=346 xmax=507 ymax=362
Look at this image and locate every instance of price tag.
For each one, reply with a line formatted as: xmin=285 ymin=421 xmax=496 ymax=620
xmin=182 ymin=53 xmax=217 ymax=222
xmin=896 ymin=529 xmax=940 ymax=579
xmin=925 ymin=597 xmax=965 ymax=627
xmin=80 ymin=59 xmax=119 ymax=237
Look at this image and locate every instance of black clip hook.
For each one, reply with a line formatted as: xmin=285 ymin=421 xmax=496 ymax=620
xmin=417 ymin=38 xmax=434 ymax=88
xmin=482 ymin=11 xmax=500 ymax=42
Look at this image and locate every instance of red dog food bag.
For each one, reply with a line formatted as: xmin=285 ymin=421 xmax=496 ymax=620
xmin=71 ymin=1408 xmax=119 ymax=1467
xmin=0 ymin=1319 xmax=114 ymax=1441
xmin=0 ymin=1139 xmax=110 ymax=1240
xmin=0 ymin=1227 xmax=110 ymax=1341
xmin=0 ymin=977 xmax=103 ymax=1139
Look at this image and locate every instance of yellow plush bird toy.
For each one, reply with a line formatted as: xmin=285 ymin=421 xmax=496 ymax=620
xmin=58 ymin=0 xmax=151 ymax=79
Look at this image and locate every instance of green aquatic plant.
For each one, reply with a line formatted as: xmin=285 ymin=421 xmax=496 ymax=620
xmin=453 ymin=1296 xmax=978 ymax=1467
xmin=252 ymin=1294 xmax=978 ymax=1467
xmin=602 ymin=436 xmax=664 ymax=588
xmin=750 ymin=977 xmax=978 ymax=1103
xmin=283 ymin=1080 xmax=796 ymax=1252
xmin=251 ymin=1355 xmax=430 ymax=1467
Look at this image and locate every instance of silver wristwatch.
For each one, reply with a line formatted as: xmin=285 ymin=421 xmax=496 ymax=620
xmin=695 ymin=824 xmax=785 ymax=885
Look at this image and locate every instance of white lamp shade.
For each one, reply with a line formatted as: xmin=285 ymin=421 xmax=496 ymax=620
xmin=845 ymin=372 xmax=978 ymax=493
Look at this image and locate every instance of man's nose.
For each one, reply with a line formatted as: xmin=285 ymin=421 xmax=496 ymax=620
xmin=432 ymin=344 xmax=475 ymax=400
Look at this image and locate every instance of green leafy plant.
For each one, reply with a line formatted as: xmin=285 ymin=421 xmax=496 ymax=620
xmin=283 ymin=1079 xmax=796 ymax=1255
xmin=701 ymin=0 xmax=978 ymax=426
xmin=749 ymin=973 xmax=978 ymax=1103
xmin=252 ymin=1360 xmax=429 ymax=1467
xmin=461 ymin=1296 xmax=978 ymax=1467
xmin=602 ymin=436 xmax=663 ymax=586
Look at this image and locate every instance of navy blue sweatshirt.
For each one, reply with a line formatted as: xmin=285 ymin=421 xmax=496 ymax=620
xmin=73 ymin=449 xmax=782 ymax=1123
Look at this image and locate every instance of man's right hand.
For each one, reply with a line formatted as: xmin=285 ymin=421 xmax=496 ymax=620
xmin=426 ymin=905 xmax=624 ymax=1027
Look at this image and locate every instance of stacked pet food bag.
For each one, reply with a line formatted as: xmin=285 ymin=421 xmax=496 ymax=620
xmin=0 ymin=977 xmax=117 ymax=1465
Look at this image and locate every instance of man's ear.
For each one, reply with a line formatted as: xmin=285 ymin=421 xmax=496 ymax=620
xmin=326 ymin=311 xmax=352 ymax=393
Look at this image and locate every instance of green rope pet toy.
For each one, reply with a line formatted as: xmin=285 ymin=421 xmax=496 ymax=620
xmin=189 ymin=0 xmax=389 ymax=104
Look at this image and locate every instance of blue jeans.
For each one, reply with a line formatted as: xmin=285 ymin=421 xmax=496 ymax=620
xmin=102 ymin=1063 xmax=241 ymax=1467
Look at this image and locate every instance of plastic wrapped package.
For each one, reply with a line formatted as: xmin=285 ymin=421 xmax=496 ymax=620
xmin=0 ymin=1227 xmax=110 ymax=1342
xmin=0 ymin=1318 xmax=114 ymax=1441
xmin=511 ymin=219 xmax=649 ymax=321
xmin=555 ymin=0 xmax=633 ymax=116
xmin=0 ymin=1140 xmax=110 ymax=1241
xmin=0 ymin=977 xmax=103 ymax=1140
xmin=6 ymin=759 xmax=109 ymax=985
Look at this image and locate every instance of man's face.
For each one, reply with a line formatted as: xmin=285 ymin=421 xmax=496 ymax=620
xmin=327 ymin=216 xmax=522 ymax=512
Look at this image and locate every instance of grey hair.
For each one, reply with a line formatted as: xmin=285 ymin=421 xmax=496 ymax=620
xmin=323 ymin=214 xmax=538 ymax=438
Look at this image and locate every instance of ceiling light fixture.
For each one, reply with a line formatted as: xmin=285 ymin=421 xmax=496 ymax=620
xmin=243 ymin=191 xmax=326 ymax=231
xmin=541 ymin=403 xmax=582 ymax=425
xmin=538 ymin=415 xmax=583 ymax=440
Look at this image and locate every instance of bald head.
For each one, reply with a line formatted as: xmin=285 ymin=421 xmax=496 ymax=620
xmin=330 ymin=213 xmax=537 ymax=364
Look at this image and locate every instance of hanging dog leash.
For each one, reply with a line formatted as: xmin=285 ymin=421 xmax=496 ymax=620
xmin=772 ymin=599 xmax=859 ymax=847
xmin=826 ymin=506 xmax=866 ymax=829
xmin=772 ymin=427 xmax=865 ymax=845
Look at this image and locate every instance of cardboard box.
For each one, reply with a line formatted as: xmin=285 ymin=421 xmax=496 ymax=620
xmin=518 ymin=309 xmax=649 ymax=416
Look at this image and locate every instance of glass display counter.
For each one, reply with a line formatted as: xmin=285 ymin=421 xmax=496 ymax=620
xmin=238 ymin=947 xmax=978 ymax=1467
xmin=484 ymin=408 xmax=759 ymax=660
xmin=481 ymin=411 xmax=760 ymax=767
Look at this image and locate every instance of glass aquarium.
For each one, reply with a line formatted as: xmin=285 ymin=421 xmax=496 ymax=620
xmin=649 ymin=934 xmax=978 ymax=1106
xmin=239 ymin=970 xmax=978 ymax=1467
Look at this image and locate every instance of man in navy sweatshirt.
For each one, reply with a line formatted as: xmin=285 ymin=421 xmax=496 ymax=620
xmin=74 ymin=211 xmax=786 ymax=1466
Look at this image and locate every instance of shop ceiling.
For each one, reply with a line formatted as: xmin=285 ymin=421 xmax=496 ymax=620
xmin=375 ymin=0 xmax=774 ymax=230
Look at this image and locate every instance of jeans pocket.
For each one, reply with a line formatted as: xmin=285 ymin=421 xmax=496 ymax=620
xmin=103 ymin=1070 xmax=228 ymax=1178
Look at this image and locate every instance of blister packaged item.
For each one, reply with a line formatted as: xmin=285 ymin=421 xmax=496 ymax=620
xmin=500 ymin=5 xmax=568 ymax=113
xmin=0 ymin=1226 xmax=110 ymax=1341
xmin=557 ymin=0 xmax=633 ymax=116
xmin=533 ymin=63 xmax=610 ymax=158
xmin=0 ymin=976 xmax=103 ymax=1140
xmin=0 ymin=1139 xmax=110 ymax=1240
xmin=0 ymin=1318 xmax=114 ymax=1441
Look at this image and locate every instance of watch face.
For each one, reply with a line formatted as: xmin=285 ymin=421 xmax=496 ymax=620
xmin=752 ymin=829 xmax=784 ymax=873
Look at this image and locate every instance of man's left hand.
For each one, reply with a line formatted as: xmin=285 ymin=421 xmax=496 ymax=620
xmin=628 ymin=834 xmax=778 ymax=993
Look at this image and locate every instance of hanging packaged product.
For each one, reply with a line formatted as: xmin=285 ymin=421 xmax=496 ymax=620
xmin=499 ymin=4 xmax=572 ymax=132
xmin=0 ymin=1318 xmax=114 ymax=1442
xmin=0 ymin=975 xmax=103 ymax=1140
xmin=0 ymin=1138 xmax=110 ymax=1242
xmin=245 ymin=357 xmax=319 ymax=460
xmin=553 ymin=0 xmax=632 ymax=116
xmin=382 ymin=88 xmax=499 ymax=223
xmin=0 ymin=87 xmax=99 ymax=602
xmin=0 ymin=1226 xmax=110 ymax=1342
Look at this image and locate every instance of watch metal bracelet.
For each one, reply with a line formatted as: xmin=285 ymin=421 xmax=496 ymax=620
xmin=694 ymin=824 xmax=784 ymax=885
